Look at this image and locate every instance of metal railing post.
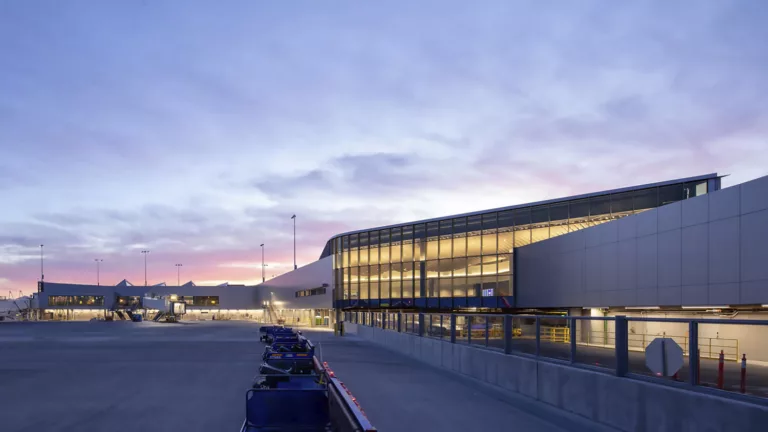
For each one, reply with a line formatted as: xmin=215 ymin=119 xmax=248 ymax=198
xmin=418 ymin=313 xmax=425 ymax=337
xmin=370 ymin=311 xmax=374 ymax=327
xmin=468 ymin=316 xmax=473 ymax=345
xmin=615 ymin=316 xmax=628 ymax=377
xmin=397 ymin=312 xmax=402 ymax=333
xmin=535 ymin=317 xmax=541 ymax=357
xmin=570 ymin=317 xmax=577 ymax=363
xmin=689 ymin=321 xmax=699 ymax=386
xmin=504 ymin=315 xmax=512 ymax=354
xmin=382 ymin=313 xmax=387 ymax=330
xmin=450 ymin=314 xmax=457 ymax=343
xmin=485 ymin=318 xmax=489 ymax=347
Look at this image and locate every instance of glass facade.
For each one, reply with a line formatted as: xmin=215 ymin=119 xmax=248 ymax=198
xmin=48 ymin=295 xmax=105 ymax=306
xmin=330 ymin=179 xmax=710 ymax=309
xmin=192 ymin=296 xmax=219 ymax=306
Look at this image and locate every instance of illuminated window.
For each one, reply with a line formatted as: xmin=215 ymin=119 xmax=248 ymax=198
xmin=453 ymin=276 xmax=468 ymax=297
xmin=481 ymin=259 xmax=497 ymax=275
xmin=467 ymin=257 xmax=482 ymax=276
xmin=414 ymin=224 xmax=426 ymax=261
xmin=481 ymin=232 xmax=497 ymax=255
xmin=531 ymin=226 xmax=549 ymax=243
xmin=359 ymin=266 xmax=369 ymax=300
xmin=192 ymin=296 xmax=219 ymax=306
xmin=513 ymin=208 xmax=531 ymax=247
xmin=379 ymin=230 xmax=391 ymax=263
xmin=513 ymin=229 xmax=529 ymax=247
xmin=391 ymin=279 xmax=401 ymax=300
xmin=438 ymin=278 xmax=451 ymax=298
xmin=467 ymin=235 xmax=481 ymax=256
xmin=402 ymin=262 xmax=413 ymax=299
xmin=497 ymin=229 xmax=513 ymax=252
xmin=549 ymin=223 xmax=568 ymax=238
xmin=439 ymin=220 xmax=452 ymax=259
xmin=426 ymin=223 xmax=439 ymax=260
xmin=413 ymin=263 xmax=422 ymax=298
xmin=498 ymin=254 xmax=511 ymax=273
xmin=379 ymin=273 xmax=389 ymax=300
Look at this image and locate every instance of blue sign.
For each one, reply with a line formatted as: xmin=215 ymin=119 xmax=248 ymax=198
xmin=482 ymin=288 xmax=494 ymax=297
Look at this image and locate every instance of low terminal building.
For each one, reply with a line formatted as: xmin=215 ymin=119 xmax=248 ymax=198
xmin=36 ymin=265 xmax=332 ymax=326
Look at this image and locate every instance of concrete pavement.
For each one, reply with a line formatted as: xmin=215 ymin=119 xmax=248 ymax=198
xmin=0 ymin=321 xmax=263 ymax=432
xmin=303 ymin=330 xmax=616 ymax=432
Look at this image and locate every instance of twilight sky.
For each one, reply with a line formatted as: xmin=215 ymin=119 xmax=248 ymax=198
xmin=1 ymin=1 xmax=767 ymax=294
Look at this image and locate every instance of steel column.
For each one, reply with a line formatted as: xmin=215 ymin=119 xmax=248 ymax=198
xmin=615 ymin=315 xmax=628 ymax=377
xmin=689 ymin=321 xmax=699 ymax=386
xmin=504 ymin=315 xmax=513 ymax=354
xmin=570 ymin=318 xmax=577 ymax=363
xmin=450 ymin=315 xmax=456 ymax=343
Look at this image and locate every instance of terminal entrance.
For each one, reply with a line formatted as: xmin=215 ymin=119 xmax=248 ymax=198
xmin=266 ymin=308 xmax=334 ymax=328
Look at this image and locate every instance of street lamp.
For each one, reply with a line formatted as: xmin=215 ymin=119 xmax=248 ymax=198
xmin=141 ymin=250 xmax=150 ymax=286
xmin=94 ymin=259 xmax=103 ymax=286
xmin=291 ymin=214 xmax=297 ymax=270
xmin=40 ymin=244 xmax=44 ymax=281
xmin=260 ymin=244 xmax=265 ymax=283
xmin=175 ymin=263 xmax=182 ymax=286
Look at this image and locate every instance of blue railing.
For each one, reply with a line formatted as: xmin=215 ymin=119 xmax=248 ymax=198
xmin=343 ymin=311 xmax=768 ymax=402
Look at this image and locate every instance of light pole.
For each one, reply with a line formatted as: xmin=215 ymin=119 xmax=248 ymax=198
xmin=141 ymin=250 xmax=150 ymax=286
xmin=94 ymin=259 xmax=103 ymax=286
xmin=260 ymin=244 xmax=265 ymax=283
xmin=40 ymin=244 xmax=44 ymax=281
xmin=175 ymin=263 xmax=182 ymax=286
xmin=291 ymin=214 xmax=297 ymax=270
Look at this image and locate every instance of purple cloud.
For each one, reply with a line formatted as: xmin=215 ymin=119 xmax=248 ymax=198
xmin=1 ymin=0 xmax=767 ymax=294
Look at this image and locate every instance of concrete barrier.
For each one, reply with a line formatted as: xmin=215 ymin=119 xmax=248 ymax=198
xmin=344 ymin=322 xmax=768 ymax=432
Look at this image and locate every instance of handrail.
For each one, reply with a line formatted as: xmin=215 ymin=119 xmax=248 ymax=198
xmin=344 ymin=310 xmax=767 ymax=401
xmin=323 ymin=361 xmax=377 ymax=431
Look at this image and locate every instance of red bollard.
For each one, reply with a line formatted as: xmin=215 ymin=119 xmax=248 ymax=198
xmin=717 ymin=350 xmax=725 ymax=389
xmin=741 ymin=354 xmax=747 ymax=394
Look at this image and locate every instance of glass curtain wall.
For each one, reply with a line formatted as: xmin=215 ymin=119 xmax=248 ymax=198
xmin=333 ymin=181 xmax=708 ymax=307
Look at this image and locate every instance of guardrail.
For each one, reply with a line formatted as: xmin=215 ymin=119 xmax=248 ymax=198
xmin=583 ymin=330 xmax=740 ymax=361
xmin=343 ymin=311 xmax=768 ymax=401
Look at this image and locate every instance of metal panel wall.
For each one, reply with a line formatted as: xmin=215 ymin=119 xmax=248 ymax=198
xmin=257 ymin=256 xmax=333 ymax=310
xmin=516 ymin=174 xmax=768 ymax=308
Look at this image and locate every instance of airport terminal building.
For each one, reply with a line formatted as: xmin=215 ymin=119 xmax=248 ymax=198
xmin=33 ymin=172 xmax=768 ymax=325
xmin=325 ymin=174 xmax=721 ymax=311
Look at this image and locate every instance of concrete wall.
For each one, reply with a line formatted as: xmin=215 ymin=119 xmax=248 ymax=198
xmin=516 ymin=174 xmax=768 ymax=308
xmin=346 ymin=323 xmax=768 ymax=432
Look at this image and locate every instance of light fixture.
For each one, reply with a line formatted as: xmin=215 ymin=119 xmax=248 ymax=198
xmin=762 ymin=305 xmax=768 ymax=308
xmin=682 ymin=306 xmax=728 ymax=309
xmin=625 ymin=306 xmax=660 ymax=310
